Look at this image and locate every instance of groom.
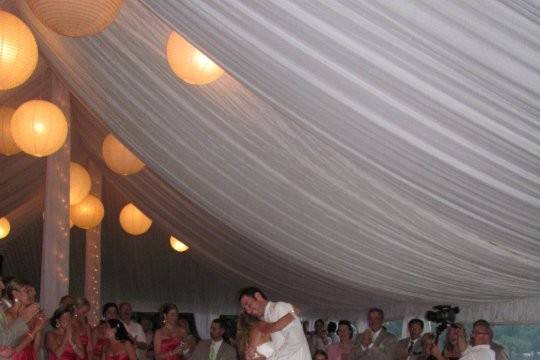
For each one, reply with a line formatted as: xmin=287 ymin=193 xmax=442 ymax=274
xmin=239 ymin=287 xmax=310 ymax=359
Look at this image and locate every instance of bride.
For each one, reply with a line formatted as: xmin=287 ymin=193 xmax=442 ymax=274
xmin=236 ymin=310 xmax=296 ymax=360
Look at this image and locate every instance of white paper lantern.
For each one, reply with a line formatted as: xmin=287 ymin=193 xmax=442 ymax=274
xmin=102 ymin=133 xmax=145 ymax=175
xmin=71 ymin=195 xmax=104 ymax=229
xmin=0 ymin=106 xmax=20 ymax=156
xmin=119 ymin=203 xmax=152 ymax=236
xmin=170 ymin=236 xmax=189 ymax=252
xmin=0 ymin=11 xmax=38 ymax=90
xmin=70 ymin=162 xmax=91 ymax=205
xmin=0 ymin=217 xmax=10 ymax=239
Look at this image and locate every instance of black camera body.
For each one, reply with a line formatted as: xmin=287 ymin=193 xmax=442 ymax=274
xmin=425 ymin=305 xmax=460 ymax=342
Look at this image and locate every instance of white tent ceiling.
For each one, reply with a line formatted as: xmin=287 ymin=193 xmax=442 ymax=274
xmin=1 ymin=0 xmax=539 ymax=322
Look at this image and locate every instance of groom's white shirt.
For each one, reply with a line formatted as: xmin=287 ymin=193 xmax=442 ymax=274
xmin=263 ymin=301 xmax=311 ymax=360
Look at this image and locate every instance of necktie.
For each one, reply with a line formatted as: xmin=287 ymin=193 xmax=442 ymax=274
xmin=407 ymin=340 xmax=414 ymax=353
xmin=209 ymin=343 xmax=216 ymax=360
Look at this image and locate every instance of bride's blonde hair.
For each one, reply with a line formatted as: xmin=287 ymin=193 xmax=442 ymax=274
xmin=236 ymin=312 xmax=260 ymax=360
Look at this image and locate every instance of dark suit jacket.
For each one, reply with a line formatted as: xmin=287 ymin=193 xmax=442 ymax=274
xmin=191 ymin=339 xmax=237 ymax=360
xmin=394 ymin=337 xmax=423 ymax=360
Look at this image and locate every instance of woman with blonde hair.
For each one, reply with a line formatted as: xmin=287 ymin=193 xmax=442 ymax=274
xmin=236 ymin=310 xmax=296 ymax=360
xmin=442 ymin=324 xmax=468 ymax=360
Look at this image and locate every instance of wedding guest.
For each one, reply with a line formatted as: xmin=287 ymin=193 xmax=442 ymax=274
xmin=92 ymin=304 xmax=119 ymax=360
xmin=139 ymin=318 xmax=154 ymax=360
xmin=73 ymin=298 xmax=93 ymax=360
xmin=460 ymin=321 xmax=495 ymax=360
xmin=154 ymin=304 xmax=187 ymax=360
xmin=326 ymin=320 xmax=353 ymax=360
xmin=394 ymin=319 xmax=424 ymax=360
xmin=442 ymin=324 xmax=467 ymax=360
xmin=349 ymin=308 xmax=397 ymax=360
xmin=102 ymin=319 xmax=137 ymax=360
xmin=119 ymin=303 xmax=146 ymax=359
xmin=46 ymin=306 xmax=85 ymax=360
xmin=327 ymin=322 xmax=339 ymax=344
xmin=190 ymin=319 xmax=236 ymax=360
xmin=314 ymin=350 xmax=328 ymax=360
xmin=417 ymin=333 xmax=444 ymax=360
xmin=309 ymin=319 xmax=331 ymax=355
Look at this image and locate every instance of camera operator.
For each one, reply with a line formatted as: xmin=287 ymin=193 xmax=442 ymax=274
xmin=460 ymin=320 xmax=495 ymax=360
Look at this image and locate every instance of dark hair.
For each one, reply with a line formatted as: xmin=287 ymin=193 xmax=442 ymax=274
xmin=313 ymin=350 xmax=328 ymax=359
xmin=367 ymin=307 xmax=384 ymax=319
xmin=50 ymin=305 xmax=74 ymax=328
xmin=102 ymin=302 xmax=119 ymax=317
xmin=338 ymin=320 xmax=354 ymax=339
xmin=107 ymin=319 xmax=131 ymax=342
xmin=212 ymin=318 xmax=226 ymax=330
xmin=408 ymin=318 xmax=424 ymax=330
xmin=327 ymin=321 xmax=337 ymax=333
xmin=315 ymin=319 xmax=324 ymax=326
xmin=238 ymin=286 xmax=267 ymax=301
xmin=160 ymin=303 xmax=178 ymax=316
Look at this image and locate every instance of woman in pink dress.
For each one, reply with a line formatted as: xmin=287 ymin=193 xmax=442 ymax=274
xmin=46 ymin=306 xmax=85 ymax=360
xmin=5 ymin=281 xmax=47 ymax=360
xmin=101 ymin=319 xmax=136 ymax=360
xmin=73 ymin=298 xmax=93 ymax=360
xmin=153 ymin=304 xmax=187 ymax=360
xmin=92 ymin=303 xmax=119 ymax=360
xmin=325 ymin=321 xmax=354 ymax=360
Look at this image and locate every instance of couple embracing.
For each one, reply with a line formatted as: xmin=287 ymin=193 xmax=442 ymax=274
xmin=237 ymin=287 xmax=310 ymax=360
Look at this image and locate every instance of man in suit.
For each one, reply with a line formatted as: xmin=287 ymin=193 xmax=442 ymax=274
xmin=394 ymin=319 xmax=424 ymax=360
xmin=239 ymin=286 xmax=311 ymax=360
xmin=349 ymin=308 xmax=397 ymax=360
xmin=191 ymin=319 xmax=236 ymax=360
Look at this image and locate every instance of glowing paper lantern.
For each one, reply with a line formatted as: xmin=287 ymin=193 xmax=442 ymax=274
xmin=70 ymin=162 xmax=91 ymax=205
xmin=70 ymin=195 xmax=104 ymax=229
xmin=119 ymin=203 xmax=152 ymax=236
xmin=26 ymin=0 xmax=123 ymax=37
xmin=169 ymin=236 xmax=189 ymax=253
xmin=0 ymin=106 xmax=21 ymax=156
xmin=0 ymin=217 xmax=10 ymax=239
xmin=102 ymin=133 xmax=144 ymax=175
xmin=166 ymin=32 xmax=224 ymax=85
xmin=11 ymin=100 xmax=68 ymax=157
xmin=0 ymin=11 xmax=38 ymax=90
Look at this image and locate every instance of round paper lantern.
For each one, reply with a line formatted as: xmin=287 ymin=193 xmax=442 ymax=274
xmin=102 ymin=133 xmax=144 ymax=175
xmin=11 ymin=100 xmax=68 ymax=157
xmin=0 ymin=11 xmax=38 ymax=90
xmin=166 ymin=32 xmax=224 ymax=85
xmin=70 ymin=162 xmax=91 ymax=205
xmin=0 ymin=217 xmax=10 ymax=239
xmin=26 ymin=0 xmax=123 ymax=37
xmin=169 ymin=236 xmax=189 ymax=253
xmin=119 ymin=203 xmax=152 ymax=236
xmin=70 ymin=195 xmax=104 ymax=229
xmin=0 ymin=106 xmax=21 ymax=156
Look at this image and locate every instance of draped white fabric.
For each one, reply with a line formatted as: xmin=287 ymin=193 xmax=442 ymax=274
xmin=1 ymin=0 xmax=538 ymax=322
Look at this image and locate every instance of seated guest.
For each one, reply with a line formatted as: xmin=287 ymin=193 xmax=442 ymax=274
xmin=394 ymin=319 xmax=424 ymax=360
xmin=190 ymin=319 xmax=236 ymax=360
xmin=349 ymin=308 xmax=397 ymax=360
xmin=102 ymin=319 xmax=137 ymax=360
xmin=309 ymin=319 xmax=331 ymax=355
xmin=314 ymin=350 xmax=329 ymax=360
xmin=327 ymin=322 xmax=339 ymax=344
xmin=326 ymin=320 xmax=353 ymax=360
xmin=460 ymin=320 xmax=495 ymax=360
xmin=154 ymin=304 xmax=187 ymax=360
xmin=470 ymin=320 xmax=509 ymax=360
xmin=119 ymin=303 xmax=146 ymax=359
xmin=46 ymin=306 xmax=85 ymax=360
xmin=442 ymin=324 xmax=468 ymax=360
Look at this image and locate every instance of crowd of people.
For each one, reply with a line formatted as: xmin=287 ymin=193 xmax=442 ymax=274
xmin=0 ymin=279 xmax=509 ymax=360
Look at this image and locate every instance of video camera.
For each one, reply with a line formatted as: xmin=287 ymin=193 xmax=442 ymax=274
xmin=425 ymin=305 xmax=460 ymax=342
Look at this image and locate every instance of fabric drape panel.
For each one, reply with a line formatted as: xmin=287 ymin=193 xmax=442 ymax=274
xmin=4 ymin=0 xmax=540 ymax=321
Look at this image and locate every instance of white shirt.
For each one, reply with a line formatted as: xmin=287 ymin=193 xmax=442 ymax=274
xmin=263 ymin=301 xmax=311 ymax=360
xmin=460 ymin=345 xmax=496 ymax=360
xmin=208 ymin=339 xmax=223 ymax=360
xmin=122 ymin=320 xmax=146 ymax=360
